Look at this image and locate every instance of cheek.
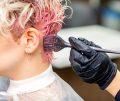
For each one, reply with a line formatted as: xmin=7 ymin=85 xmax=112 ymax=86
xmin=0 ymin=45 xmax=24 ymax=74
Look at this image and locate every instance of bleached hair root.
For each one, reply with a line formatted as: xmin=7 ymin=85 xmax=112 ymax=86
xmin=0 ymin=0 xmax=71 ymax=39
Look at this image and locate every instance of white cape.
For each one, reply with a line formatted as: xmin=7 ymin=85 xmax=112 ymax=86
xmin=0 ymin=65 xmax=84 ymax=101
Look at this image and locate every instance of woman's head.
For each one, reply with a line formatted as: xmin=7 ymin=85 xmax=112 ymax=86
xmin=0 ymin=0 xmax=68 ymax=75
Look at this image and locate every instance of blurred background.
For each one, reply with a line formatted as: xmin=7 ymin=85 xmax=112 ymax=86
xmin=53 ymin=0 xmax=120 ymax=101
xmin=63 ymin=0 xmax=120 ymax=31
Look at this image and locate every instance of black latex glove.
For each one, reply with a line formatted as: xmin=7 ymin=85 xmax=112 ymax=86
xmin=69 ymin=37 xmax=117 ymax=90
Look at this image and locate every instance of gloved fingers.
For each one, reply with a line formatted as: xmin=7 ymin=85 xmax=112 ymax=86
xmin=70 ymin=49 xmax=90 ymax=65
xmin=81 ymin=75 xmax=96 ymax=83
xmin=78 ymin=38 xmax=101 ymax=48
xmin=79 ymin=67 xmax=99 ymax=83
xmin=79 ymin=65 xmax=99 ymax=77
xmin=70 ymin=60 xmax=81 ymax=75
xmin=69 ymin=56 xmax=82 ymax=75
xmin=69 ymin=37 xmax=96 ymax=57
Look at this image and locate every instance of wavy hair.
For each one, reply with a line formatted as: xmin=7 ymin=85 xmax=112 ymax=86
xmin=0 ymin=0 xmax=71 ymax=61
xmin=0 ymin=0 xmax=70 ymax=38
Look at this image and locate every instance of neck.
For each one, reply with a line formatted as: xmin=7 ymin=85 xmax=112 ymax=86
xmin=5 ymin=54 xmax=50 ymax=81
xmin=11 ymin=63 xmax=50 ymax=81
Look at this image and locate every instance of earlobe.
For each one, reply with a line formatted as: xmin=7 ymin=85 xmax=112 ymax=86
xmin=23 ymin=28 xmax=42 ymax=54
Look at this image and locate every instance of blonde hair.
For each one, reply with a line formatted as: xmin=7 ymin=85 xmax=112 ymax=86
xmin=0 ymin=0 xmax=70 ymax=39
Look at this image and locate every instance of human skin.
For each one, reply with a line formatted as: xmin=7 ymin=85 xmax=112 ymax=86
xmin=0 ymin=28 xmax=50 ymax=80
xmin=106 ymin=70 xmax=120 ymax=97
xmin=0 ymin=0 xmax=66 ymax=80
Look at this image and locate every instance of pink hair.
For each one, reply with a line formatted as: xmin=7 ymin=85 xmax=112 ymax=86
xmin=10 ymin=0 xmax=65 ymax=39
xmin=0 ymin=0 xmax=69 ymax=61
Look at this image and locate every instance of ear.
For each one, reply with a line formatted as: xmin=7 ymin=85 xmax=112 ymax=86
xmin=22 ymin=28 xmax=42 ymax=54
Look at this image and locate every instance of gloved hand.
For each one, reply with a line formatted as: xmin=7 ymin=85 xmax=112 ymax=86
xmin=69 ymin=37 xmax=117 ymax=90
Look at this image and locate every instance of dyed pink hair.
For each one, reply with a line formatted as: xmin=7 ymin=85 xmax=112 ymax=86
xmin=10 ymin=0 xmax=65 ymax=38
xmin=0 ymin=0 xmax=68 ymax=61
